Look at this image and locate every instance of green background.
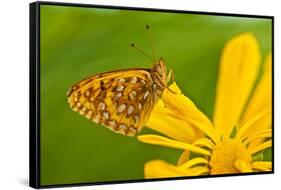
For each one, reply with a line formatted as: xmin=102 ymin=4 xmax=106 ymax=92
xmin=40 ymin=4 xmax=272 ymax=185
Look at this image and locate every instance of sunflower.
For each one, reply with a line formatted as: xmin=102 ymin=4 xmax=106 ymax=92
xmin=138 ymin=33 xmax=272 ymax=178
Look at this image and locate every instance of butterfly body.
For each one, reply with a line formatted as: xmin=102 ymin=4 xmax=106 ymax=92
xmin=67 ymin=58 xmax=169 ymax=136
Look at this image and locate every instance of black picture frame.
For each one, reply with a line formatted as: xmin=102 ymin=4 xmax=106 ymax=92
xmin=29 ymin=1 xmax=274 ymax=189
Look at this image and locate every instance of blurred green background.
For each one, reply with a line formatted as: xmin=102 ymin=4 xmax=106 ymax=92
xmin=40 ymin=4 xmax=272 ymax=186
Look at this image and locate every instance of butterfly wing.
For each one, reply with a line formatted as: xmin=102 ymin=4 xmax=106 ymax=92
xmin=67 ymin=68 xmax=158 ymax=136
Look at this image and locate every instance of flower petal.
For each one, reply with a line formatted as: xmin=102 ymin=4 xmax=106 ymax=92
xmin=252 ymin=166 xmax=271 ymax=171
xmin=192 ymin=137 xmax=215 ymax=150
xmin=187 ymin=166 xmax=209 ymax=176
xmin=240 ymin=53 xmax=272 ymax=125
xmin=179 ymin=157 xmax=208 ymax=170
xmin=239 ymin=53 xmax=272 ymax=147
xmin=213 ymin=33 xmax=261 ymax=137
xmin=237 ymin=107 xmax=271 ymax=139
xmin=249 ymin=140 xmax=272 ymax=155
xmin=252 ymin=161 xmax=272 ymax=171
xmin=164 ymin=83 xmax=213 ymax=129
xmin=144 ymin=160 xmax=190 ymax=178
xmin=177 ymin=150 xmax=190 ymax=166
xmin=146 ymin=99 xmax=200 ymax=143
xmin=138 ymin=134 xmax=210 ymax=156
xmin=243 ymin=129 xmax=272 ymax=145
xmin=160 ymin=83 xmax=218 ymax=142
xmin=235 ymin=159 xmax=252 ymax=172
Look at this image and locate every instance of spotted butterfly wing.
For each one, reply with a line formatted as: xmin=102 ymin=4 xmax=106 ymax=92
xmin=67 ymin=68 xmax=159 ymax=136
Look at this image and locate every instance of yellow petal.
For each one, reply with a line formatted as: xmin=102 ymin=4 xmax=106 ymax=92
xmin=252 ymin=161 xmax=272 ymax=171
xmin=252 ymin=166 xmax=271 ymax=171
xmin=147 ymin=99 xmax=200 ymax=143
xmin=249 ymin=140 xmax=272 ymax=155
xmin=138 ymin=135 xmax=210 ymax=156
xmin=164 ymin=83 xmax=213 ymax=129
xmin=187 ymin=166 xmax=209 ymax=176
xmin=236 ymin=106 xmax=271 ymax=139
xmin=192 ymin=137 xmax=215 ymax=150
xmin=213 ymin=33 xmax=261 ymax=137
xmin=235 ymin=159 xmax=252 ymax=173
xmin=160 ymin=83 xmax=218 ymax=142
xmin=240 ymin=53 xmax=272 ymax=125
xmin=243 ymin=129 xmax=272 ymax=145
xmin=177 ymin=150 xmax=190 ymax=166
xmin=144 ymin=160 xmax=189 ymax=178
xmin=179 ymin=157 xmax=208 ymax=170
xmin=239 ymin=53 xmax=272 ymax=147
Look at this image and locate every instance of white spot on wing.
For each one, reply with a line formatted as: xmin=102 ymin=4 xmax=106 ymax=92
xmin=118 ymin=104 xmax=126 ymax=113
xmin=118 ymin=78 xmax=125 ymax=83
xmin=143 ymin=91 xmax=150 ymax=100
xmin=116 ymin=86 xmax=124 ymax=92
xmin=103 ymin=111 xmax=109 ymax=120
xmin=119 ymin=124 xmax=128 ymax=130
xmin=127 ymin=127 xmax=136 ymax=136
xmin=85 ymin=90 xmax=90 ymax=96
xmin=134 ymin=114 xmax=140 ymax=124
xmin=127 ymin=105 xmax=134 ymax=115
xmin=129 ymin=91 xmax=137 ymax=100
xmin=114 ymin=92 xmax=122 ymax=100
xmin=109 ymin=120 xmax=117 ymax=127
xmin=130 ymin=77 xmax=137 ymax=84
xmin=98 ymin=102 xmax=105 ymax=110
xmin=138 ymin=103 xmax=142 ymax=111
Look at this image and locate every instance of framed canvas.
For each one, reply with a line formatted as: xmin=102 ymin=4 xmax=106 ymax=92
xmin=29 ymin=1 xmax=274 ymax=188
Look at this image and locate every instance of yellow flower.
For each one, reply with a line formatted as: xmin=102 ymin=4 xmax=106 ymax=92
xmin=138 ymin=33 xmax=272 ymax=178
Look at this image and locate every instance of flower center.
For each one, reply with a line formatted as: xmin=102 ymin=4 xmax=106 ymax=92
xmin=209 ymin=138 xmax=251 ymax=174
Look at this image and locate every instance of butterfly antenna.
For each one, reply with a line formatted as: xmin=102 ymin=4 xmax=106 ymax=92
xmin=145 ymin=25 xmax=156 ymax=62
xmin=131 ymin=43 xmax=153 ymax=62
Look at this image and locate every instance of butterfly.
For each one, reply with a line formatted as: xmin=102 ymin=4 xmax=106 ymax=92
xmin=67 ymin=26 xmax=174 ymax=136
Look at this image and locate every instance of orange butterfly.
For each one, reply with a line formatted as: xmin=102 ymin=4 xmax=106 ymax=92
xmin=67 ymin=26 xmax=174 ymax=136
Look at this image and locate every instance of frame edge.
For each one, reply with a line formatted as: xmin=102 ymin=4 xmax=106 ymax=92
xmin=29 ymin=1 xmax=274 ymax=188
xmin=29 ymin=1 xmax=40 ymax=189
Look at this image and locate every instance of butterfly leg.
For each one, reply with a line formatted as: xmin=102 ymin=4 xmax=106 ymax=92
xmin=166 ymin=69 xmax=177 ymax=94
xmin=167 ymin=69 xmax=175 ymax=84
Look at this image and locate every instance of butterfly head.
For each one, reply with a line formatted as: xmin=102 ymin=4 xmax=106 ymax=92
xmin=152 ymin=57 xmax=168 ymax=89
